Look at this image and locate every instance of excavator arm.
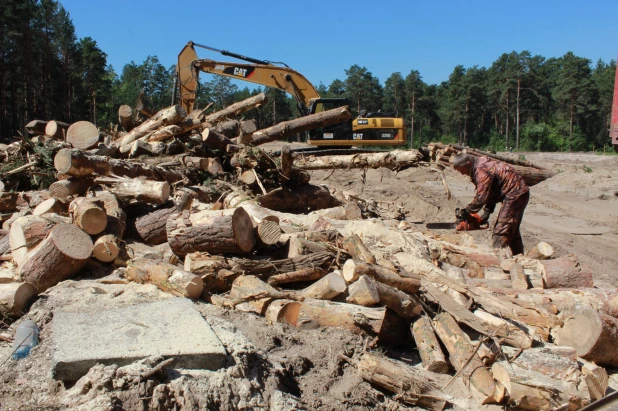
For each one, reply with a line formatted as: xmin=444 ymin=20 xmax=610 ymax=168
xmin=177 ymin=41 xmax=321 ymax=115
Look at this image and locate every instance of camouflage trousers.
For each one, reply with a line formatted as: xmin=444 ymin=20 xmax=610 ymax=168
xmin=492 ymin=191 xmax=529 ymax=255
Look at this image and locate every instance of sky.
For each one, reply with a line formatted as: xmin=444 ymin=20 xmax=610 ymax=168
xmin=61 ymin=0 xmax=618 ymax=88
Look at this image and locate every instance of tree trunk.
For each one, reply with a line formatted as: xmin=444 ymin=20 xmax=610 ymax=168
xmin=118 ymin=105 xmax=186 ymax=153
xmin=294 ymin=149 xmax=423 ymax=171
xmin=347 ymin=275 xmax=380 ymax=306
xmin=66 ymin=121 xmax=100 ymax=149
xmin=343 ymin=234 xmax=376 ymax=264
xmin=267 ymin=267 xmax=327 ymax=286
xmin=246 ymin=106 xmax=352 ymax=146
xmin=355 ymin=353 xmax=447 ymax=411
xmin=167 ymin=208 xmax=255 ymax=256
xmin=541 ymin=256 xmax=592 ymax=288
xmin=526 ymin=241 xmax=554 ymax=260
xmin=412 ymin=316 xmax=449 ymax=374
xmin=45 ymin=120 xmax=70 ymax=140
xmin=94 ymin=176 xmax=170 ymax=205
xmin=19 ymin=223 xmax=93 ymax=292
xmin=0 ymin=282 xmax=38 ymax=318
xmin=125 ymin=258 xmax=203 ymax=299
xmin=9 ymin=215 xmax=56 ymax=266
xmin=433 ymin=313 xmax=501 ymax=405
xmin=203 ymin=93 xmax=266 ymax=125
xmin=54 ymin=148 xmax=185 ymax=183
xmin=300 ymin=272 xmax=347 ymax=300
xmin=342 ymin=259 xmax=420 ymax=293
xmin=258 ymin=184 xmax=342 ymax=213
xmin=69 ymin=197 xmax=107 ymax=235
xmin=118 ymin=105 xmax=134 ymax=132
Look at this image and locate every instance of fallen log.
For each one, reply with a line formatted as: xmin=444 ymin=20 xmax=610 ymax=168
xmin=119 ymin=105 xmax=186 ymax=153
xmin=540 ymin=255 xmax=593 ymax=288
xmin=0 ymin=282 xmax=38 ymax=318
xmin=66 ymin=121 xmax=100 ymax=149
xmin=203 ymin=93 xmax=267 ymax=125
xmin=131 ymin=197 xmax=192 ymax=246
xmin=167 ymin=208 xmax=255 ymax=256
xmin=228 ymin=275 xmax=300 ymax=307
xmin=267 ymin=267 xmax=327 ymax=286
xmin=258 ymin=184 xmax=342 ymax=213
xmin=294 ymin=149 xmax=424 ymax=171
xmin=509 ymin=262 xmax=528 ymax=290
xmin=128 ymin=140 xmax=165 ymax=158
xmin=287 ymin=237 xmax=330 ymax=258
xmin=342 ymin=259 xmax=420 ymax=293
xmin=300 ymin=272 xmax=346 ymax=300
xmin=19 ymin=223 xmax=93 ymax=292
xmin=354 ymin=352 xmax=448 ymax=411
xmin=230 ymin=252 xmax=335 ymax=278
xmin=54 ymin=148 xmax=185 ymax=183
xmin=433 ymin=313 xmax=501 ymax=405
xmin=45 ymin=120 xmax=70 ymax=140
xmin=125 ymin=258 xmax=203 ymax=299
xmin=412 ymin=316 xmax=449 ymax=374
xmin=255 ymin=220 xmax=281 ymax=247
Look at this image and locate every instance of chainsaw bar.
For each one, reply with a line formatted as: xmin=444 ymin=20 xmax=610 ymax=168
xmin=425 ymin=222 xmax=456 ymax=230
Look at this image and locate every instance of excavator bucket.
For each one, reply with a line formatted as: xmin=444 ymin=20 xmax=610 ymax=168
xmin=611 ymin=60 xmax=618 ymax=153
xmin=177 ymin=43 xmax=199 ymax=114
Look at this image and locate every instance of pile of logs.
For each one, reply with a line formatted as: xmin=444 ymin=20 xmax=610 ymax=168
xmin=426 ymin=142 xmax=556 ymax=186
xmin=0 ymin=96 xmax=610 ymax=410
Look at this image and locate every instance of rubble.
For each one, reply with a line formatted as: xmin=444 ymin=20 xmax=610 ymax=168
xmin=0 ymin=96 xmax=611 ymax=410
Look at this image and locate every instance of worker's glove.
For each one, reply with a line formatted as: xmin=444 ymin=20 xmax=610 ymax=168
xmin=480 ymin=210 xmax=491 ymax=225
xmin=458 ymin=208 xmax=470 ymax=222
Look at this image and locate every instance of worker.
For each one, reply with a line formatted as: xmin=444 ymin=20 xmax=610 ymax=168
xmin=358 ymin=109 xmax=367 ymax=118
xmin=451 ymin=153 xmax=530 ymax=255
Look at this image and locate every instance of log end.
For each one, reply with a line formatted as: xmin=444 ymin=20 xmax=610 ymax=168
xmin=53 ymin=223 xmax=94 ymax=260
xmin=232 ymin=207 xmax=256 ymax=253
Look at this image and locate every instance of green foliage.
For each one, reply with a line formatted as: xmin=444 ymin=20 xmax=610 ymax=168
xmin=583 ymin=165 xmax=593 ymax=173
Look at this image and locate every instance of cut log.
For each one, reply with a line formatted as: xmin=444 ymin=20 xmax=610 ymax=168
xmin=238 ymin=119 xmax=257 ymax=142
xmin=344 ymin=203 xmax=363 ymax=220
xmin=342 ymin=259 xmax=420 ymax=293
xmin=118 ymin=105 xmax=134 ymax=132
xmin=132 ymin=201 xmax=191 ymax=246
xmin=45 ymin=120 xmax=70 ymax=140
xmin=355 ymin=353 xmax=448 ymax=411
xmin=581 ymin=359 xmax=609 ymax=402
xmin=9 ymin=215 xmax=56 ymax=266
xmin=128 ymin=140 xmax=165 ymax=158
xmin=296 ymin=299 xmax=408 ymax=344
xmin=183 ymin=253 xmax=233 ymax=292
xmin=119 ymin=105 xmax=186 ymax=153
xmin=213 ymin=119 xmax=239 ymax=138
xmin=19 ymin=223 xmax=93 ymax=292
xmin=32 ymin=198 xmax=65 ymax=216
xmin=247 ymin=106 xmax=352 ymax=146
xmin=202 ymin=128 xmax=235 ymax=151
xmin=256 ymin=220 xmax=281 ymax=246
xmin=294 ymin=149 xmax=423 ymax=171
xmin=25 ymin=119 xmax=48 ymax=135
xmin=203 ymin=93 xmax=267 ymax=125
xmin=300 ymin=272 xmax=347 ymax=300
xmin=412 ymin=316 xmax=449 ymax=374
xmin=373 ymin=278 xmax=423 ymax=318
xmin=231 ymin=252 xmax=335 ymax=278
xmin=433 ymin=313 xmax=501 ymax=404
xmin=94 ymin=176 xmax=170 ymax=205
xmin=69 ymin=197 xmax=107 ymax=235
xmin=343 ymin=234 xmax=376 ymax=264
xmin=258 ymin=184 xmax=342 ymax=213
xmin=510 ymin=347 xmax=581 ymax=382
xmin=526 ymin=241 xmax=554 ymax=260
xmin=92 ymin=234 xmax=121 ymax=262
xmin=0 ymin=282 xmax=38 ymax=318
xmin=540 ymin=256 xmax=593 ymax=288
xmin=228 ymin=275 xmax=300 ymax=307
xmin=48 ymin=177 xmax=93 ymax=202
xmin=267 ymin=267 xmax=327 ymax=286
xmin=287 ymin=237 xmax=330 ymax=258
xmin=509 ymin=263 xmax=528 ymax=290
xmin=54 ymin=148 xmax=185 ymax=183
xmin=347 ymin=275 xmax=380 ymax=306
xmin=555 ymin=303 xmax=618 ymax=367
xmin=0 ymin=234 xmax=10 ymax=257
xmin=145 ymin=117 xmax=203 ymax=142
xmin=66 ymin=121 xmax=100 ymax=149
xmin=167 ymin=208 xmax=255 ymax=256
xmin=265 ymin=299 xmax=301 ymax=326
xmin=125 ymin=258 xmax=203 ymax=299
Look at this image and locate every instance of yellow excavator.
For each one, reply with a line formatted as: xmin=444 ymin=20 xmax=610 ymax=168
xmin=176 ymin=41 xmax=406 ymax=147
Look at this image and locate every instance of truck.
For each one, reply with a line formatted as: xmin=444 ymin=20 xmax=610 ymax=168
xmin=176 ymin=41 xmax=406 ymax=147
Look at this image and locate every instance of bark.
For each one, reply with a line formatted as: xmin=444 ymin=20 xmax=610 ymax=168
xmin=66 ymin=121 xmax=100 ymax=149
xmin=202 ymin=128 xmax=235 ymax=151
xmin=343 ymin=234 xmax=376 ymax=264
xmin=213 ymin=119 xmax=239 ymax=138
xmin=0 ymin=282 xmax=38 ymax=318
xmin=19 ymin=223 xmax=93 ymax=292
xmin=526 ymin=241 xmax=554 ymax=260
xmin=203 ymin=93 xmax=267 ymax=125
xmin=246 ymin=106 xmax=352 ymax=146
xmin=342 ymin=259 xmax=420 ymax=294
xmin=287 ymin=237 xmax=330 ymax=259
xmin=9 ymin=215 xmax=56 ymax=266
xmin=433 ymin=313 xmax=501 ymax=405
xmin=294 ymin=149 xmax=424 ymax=171
xmin=183 ymin=253 xmax=233 ymax=293
xmin=45 ymin=120 xmax=70 ymax=140
xmin=94 ymin=176 xmax=170 ymax=205
xmin=125 ymin=258 xmax=203 ymax=299
xmin=230 ymin=252 xmax=335 ymax=279
xmin=540 ymin=256 xmax=593 ymax=288
xmin=128 ymin=140 xmax=165 ymax=158
xmin=119 ymin=105 xmax=186 ymax=153
xmin=555 ymin=303 xmax=618 ymax=367
xmin=258 ymin=184 xmax=342 ymax=213
xmin=300 ymin=272 xmax=347 ymax=300
xmin=412 ymin=316 xmax=449 ymax=374
xmin=267 ymin=267 xmax=327 ymax=286
xmin=355 ymin=353 xmax=448 ymax=411
xmin=238 ymin=119 xmax=257 ymax=142
xmin=69 ymin=197 xmax=107 ymax=235
xmin=132 ymin=196 xmax=192 ymax=246
xmin=166 ymin=208 xmax=255 ymax=256
xmin=54 ymin=148 xmax=185 ymax=183
xmin=118 ymin=105 xmax=134 ymax=132
xmin=48 ymin=177 xmax=93 ymax=202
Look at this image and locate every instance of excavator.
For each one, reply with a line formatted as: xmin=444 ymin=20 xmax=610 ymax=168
xmin=176 ymin=41 xmax=406 ymax=147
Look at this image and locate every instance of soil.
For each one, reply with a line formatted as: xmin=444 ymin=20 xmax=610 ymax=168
xmin=0 ymin=147 xmax=617 ymax=410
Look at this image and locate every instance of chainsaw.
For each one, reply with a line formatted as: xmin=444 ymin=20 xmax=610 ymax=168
xmin=426 ymin=208 xmax=489 ymax=231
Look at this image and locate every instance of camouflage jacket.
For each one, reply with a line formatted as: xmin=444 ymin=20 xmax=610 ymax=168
xmin=466 ymin=157 xmax=529 ymax=214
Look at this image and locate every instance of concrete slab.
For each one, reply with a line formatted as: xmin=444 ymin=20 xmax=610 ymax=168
xmin=52 ymin=298 xmax=227 ymax=381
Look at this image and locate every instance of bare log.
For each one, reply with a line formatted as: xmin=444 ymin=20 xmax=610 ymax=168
xmin=256 ymin=220 xmax=281 ymax=246
xmin=92 ymin=234 xmax=121 ymax=262
xmin=412 ymin=316 xmax=449 ymax=374
xmin=265 ymin=299 xmax=301 ymax=325
xmin=32 ymin=198 xmax=65 ymax=216
xmin=347 ymin=275 xmax=380 ymax=306
xmin=300 ymin=272 xmax=347 ymax=300
xmin=45 ymin=120 xmax=70 ymax=140
xmin=247 ymin=106 xmax=352 ymax=146
xmin=118 ymin=105 xmax=134 ymax=132
xmin=203 ymin=93 xmax=267 ymax=125
xmin=19 ymin=223 xmax=93 ymax=292
xmin=294 ymin=149 xmax=423 ymax=171
xmin=128 ymin=140 xmax=166 ymax=158
xmin=125 ymin=258 xmax=203 ymax=299
xmin=267 ymin=267 xmax=327 ymax=286
xmin=0 ymin=282 xmax=38 ymax=318
xmin=54 ymin=148 xmax=184 ymax=183
xmin=66 ymin=121 xmax=100 ymax=149
xmin=342 ymin=259 xmax=420 ymax=293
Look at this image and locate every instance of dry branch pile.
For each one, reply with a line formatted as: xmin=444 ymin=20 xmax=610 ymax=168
xmin=0 ymin=97 xmax=607 ymax=410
